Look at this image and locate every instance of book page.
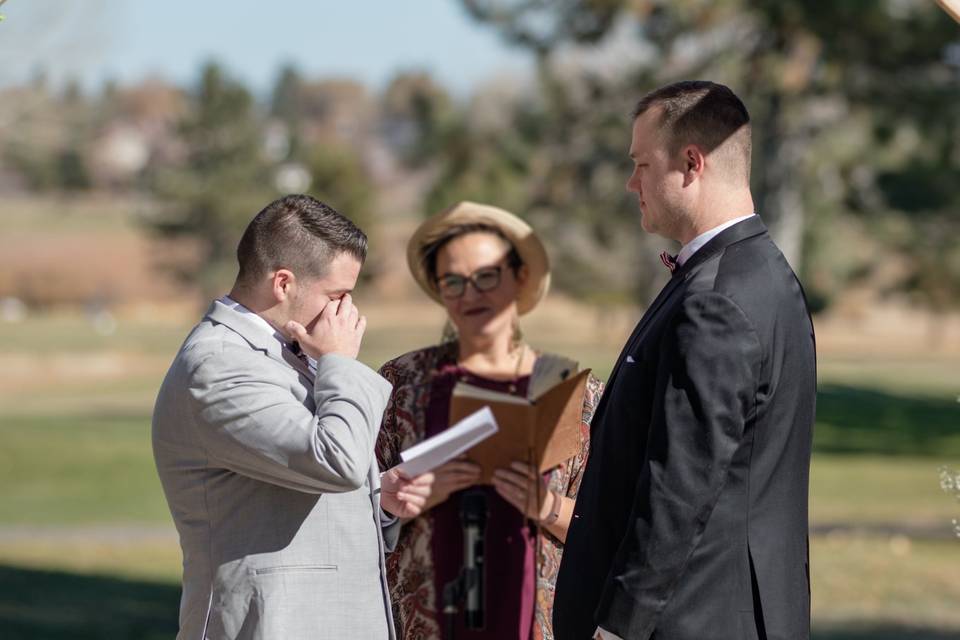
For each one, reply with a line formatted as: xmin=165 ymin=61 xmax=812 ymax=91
xmin=452 ymin=382 xmax=529 ymax=406
xmin=528 ymin=353 xmax=579 ymax=401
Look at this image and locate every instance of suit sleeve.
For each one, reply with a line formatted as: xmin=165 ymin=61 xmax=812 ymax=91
xmin=188 ymin=346 xmax=392 ymax=494
xmin=595 ymin=291 xmax=762 ymax=638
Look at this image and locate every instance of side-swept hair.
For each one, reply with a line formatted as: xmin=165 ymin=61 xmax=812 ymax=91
xmin=235 ymin=194 xmax=367 ymax=286
xmin=633 ymin=80 xmax=752 ymax=181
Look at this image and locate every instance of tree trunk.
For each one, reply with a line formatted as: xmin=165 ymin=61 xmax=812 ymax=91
xmin=753 ymin=91 xmax=805 ymax=272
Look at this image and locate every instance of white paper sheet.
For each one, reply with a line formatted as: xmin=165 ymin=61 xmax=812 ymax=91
xmin=395 ymin=406 xmax=498 ymax=477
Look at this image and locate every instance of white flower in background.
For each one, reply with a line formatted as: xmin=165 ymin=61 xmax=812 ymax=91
xmin=0 ymin=297 xmax=26 ymax=322
xmin=274 ymin=163 xmax=312 ymax=193
xmin=940 ymin=465 xmax=960 ymax=539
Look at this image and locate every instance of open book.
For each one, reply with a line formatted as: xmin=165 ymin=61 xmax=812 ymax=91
xmin=450 ymin=355 xmax=590 ymax=483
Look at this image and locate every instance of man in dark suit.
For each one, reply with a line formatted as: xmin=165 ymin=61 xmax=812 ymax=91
xmin=554 ymin=81 xmax=816 ymax=640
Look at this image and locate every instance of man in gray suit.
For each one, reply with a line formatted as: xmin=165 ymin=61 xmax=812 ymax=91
xmin=153 ymin=194 xmax=430 ymax=639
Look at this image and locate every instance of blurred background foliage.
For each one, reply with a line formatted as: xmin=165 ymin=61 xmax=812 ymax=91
xmin=1 ymin=0 xmax=958 ymax=311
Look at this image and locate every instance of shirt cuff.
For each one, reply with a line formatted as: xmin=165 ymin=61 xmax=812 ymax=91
xmin=379 ymin=506 xmax=398 ymax=527
xmin=595 ymin=627 xmax=625 ymax=640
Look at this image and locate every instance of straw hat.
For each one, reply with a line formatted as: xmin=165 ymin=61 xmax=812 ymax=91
xmin=406 ymin=201 xmax=551 ymax=315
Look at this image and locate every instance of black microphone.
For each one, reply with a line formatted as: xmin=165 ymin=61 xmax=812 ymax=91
xmin=460 ymin=488 xmax=487 ymax=629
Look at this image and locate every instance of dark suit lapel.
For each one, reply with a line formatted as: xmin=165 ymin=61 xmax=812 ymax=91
xmin=612 ymin=274 xmax=683 ymax=375
xmin=624 ymin=216 xmax=768 ymax=354
xmin=591 ymin=273 xmax=685 ymax=424
xmin=623 ymin=273 xmax=684 ymax=353
xmin=592 ymin=216 xmax=769 ymax=424
xmin=674 ymin=214 xmax=767 ymax=278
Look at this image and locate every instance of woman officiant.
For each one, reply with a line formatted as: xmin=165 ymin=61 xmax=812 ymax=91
xmin=377 ymin=201 xmax=602 ymax=640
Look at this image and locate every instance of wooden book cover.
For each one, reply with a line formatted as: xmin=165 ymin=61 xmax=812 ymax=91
xmin=448 ymin=369 xmax=590 ymax=483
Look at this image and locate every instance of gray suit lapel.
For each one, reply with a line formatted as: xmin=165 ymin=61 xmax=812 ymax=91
xmin=204 ymin=300 xmax=315 ymax=383
xmin=280 ymin=347 xmax=316 ymax=383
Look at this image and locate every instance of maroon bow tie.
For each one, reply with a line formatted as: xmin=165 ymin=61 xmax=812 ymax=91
xmin=660 ymin=251 xmax=678 ymax=273
xmin=288 ymin=341 xmax=311 ymax=366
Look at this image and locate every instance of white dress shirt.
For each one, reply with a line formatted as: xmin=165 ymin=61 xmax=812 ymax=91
xmin=676 ymin=213 xmax=755 ymax=266
xmin=595 ymin=213 xmax=755 ymax=640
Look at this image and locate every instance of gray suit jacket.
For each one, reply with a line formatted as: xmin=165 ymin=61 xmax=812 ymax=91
xmin=153 ymin=300 xmax=400 ymax=639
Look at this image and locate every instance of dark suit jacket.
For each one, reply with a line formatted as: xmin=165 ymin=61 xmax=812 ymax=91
xmin=554 ymin=216 xmax=816 ymax=640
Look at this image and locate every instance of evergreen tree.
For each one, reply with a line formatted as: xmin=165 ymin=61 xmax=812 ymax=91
xmin=147 ymin=62 xmax=275 ymax=300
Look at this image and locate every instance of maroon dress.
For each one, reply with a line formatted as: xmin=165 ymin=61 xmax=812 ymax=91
xmin=426 ymin=363 xmax=536 ymax=639
xmin=376 ymin=344 xmax=602 ymax=640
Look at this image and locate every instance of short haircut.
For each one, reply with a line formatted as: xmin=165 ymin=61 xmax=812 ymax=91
xmin=235 ymin=194 xmax=367 ymax=286
xmin=419 ymin=223 xmax=523 ymax=287
xmin=632 ymin=80 xmax=752 ymax=182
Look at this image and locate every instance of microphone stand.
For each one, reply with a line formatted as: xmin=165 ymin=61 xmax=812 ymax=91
xmin=442 ymin=488 xmax=488 ymax=639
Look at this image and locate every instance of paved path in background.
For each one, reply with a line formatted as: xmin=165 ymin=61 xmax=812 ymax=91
xmin=811 ymin=521 xmax=958 ymax=541
xmin=0 ymin=521 xmax=955 ymax=543
xmin=0 ymin=524 xmax=177 ymax=544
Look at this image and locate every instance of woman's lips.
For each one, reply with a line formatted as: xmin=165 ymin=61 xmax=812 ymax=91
xmin=463 ymin=307 xmax=491 ymax=317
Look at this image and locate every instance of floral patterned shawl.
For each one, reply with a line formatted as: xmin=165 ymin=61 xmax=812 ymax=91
xmin=376 ymin=342 xmax=603 ymax=640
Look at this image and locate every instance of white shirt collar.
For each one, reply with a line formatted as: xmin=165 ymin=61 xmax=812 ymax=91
xmin=677 ymin=214 xmax=755 ymax=266
xmin=219 ymin=295 xmax=284 ymax=342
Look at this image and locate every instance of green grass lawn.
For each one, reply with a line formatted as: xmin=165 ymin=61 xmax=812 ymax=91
xmin=0 ymin=313 xmax=192 ymax=358
xmin=1 ymin=312 xmax=958 ymax=637
xmin=0 ymin=565 xmax=180 ymax=640
xmin=0 ymin=414 xmax=170 ymax=525
xmin=811 ymin=535 xmax=960 ymax=637
xmin=811 ymin=455 xmax=956 ymax=526
xmin=1 ymin=413 xmax=954 ymax=529
xmin=811 ymin=380 xmax=959 ymax=527
xmin=1 ymin=536 xmax=956 ymax=640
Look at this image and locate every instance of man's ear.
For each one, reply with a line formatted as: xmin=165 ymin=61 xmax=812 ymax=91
xmin=271 ymin=269 xmax=295 ymax=302
xmin=682 ymin=144 xmax=706 ymax=187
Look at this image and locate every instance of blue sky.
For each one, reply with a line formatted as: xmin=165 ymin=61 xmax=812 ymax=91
xmin=0 ymin=0 xmax=533 ymax=95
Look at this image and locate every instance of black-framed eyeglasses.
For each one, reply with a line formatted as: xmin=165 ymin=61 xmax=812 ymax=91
xmin=436 ymin=266 xmax=503 ymax=299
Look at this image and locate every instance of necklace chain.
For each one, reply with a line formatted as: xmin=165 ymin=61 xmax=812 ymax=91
xmin=456 ymin=342 xmax=527 ymax=394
